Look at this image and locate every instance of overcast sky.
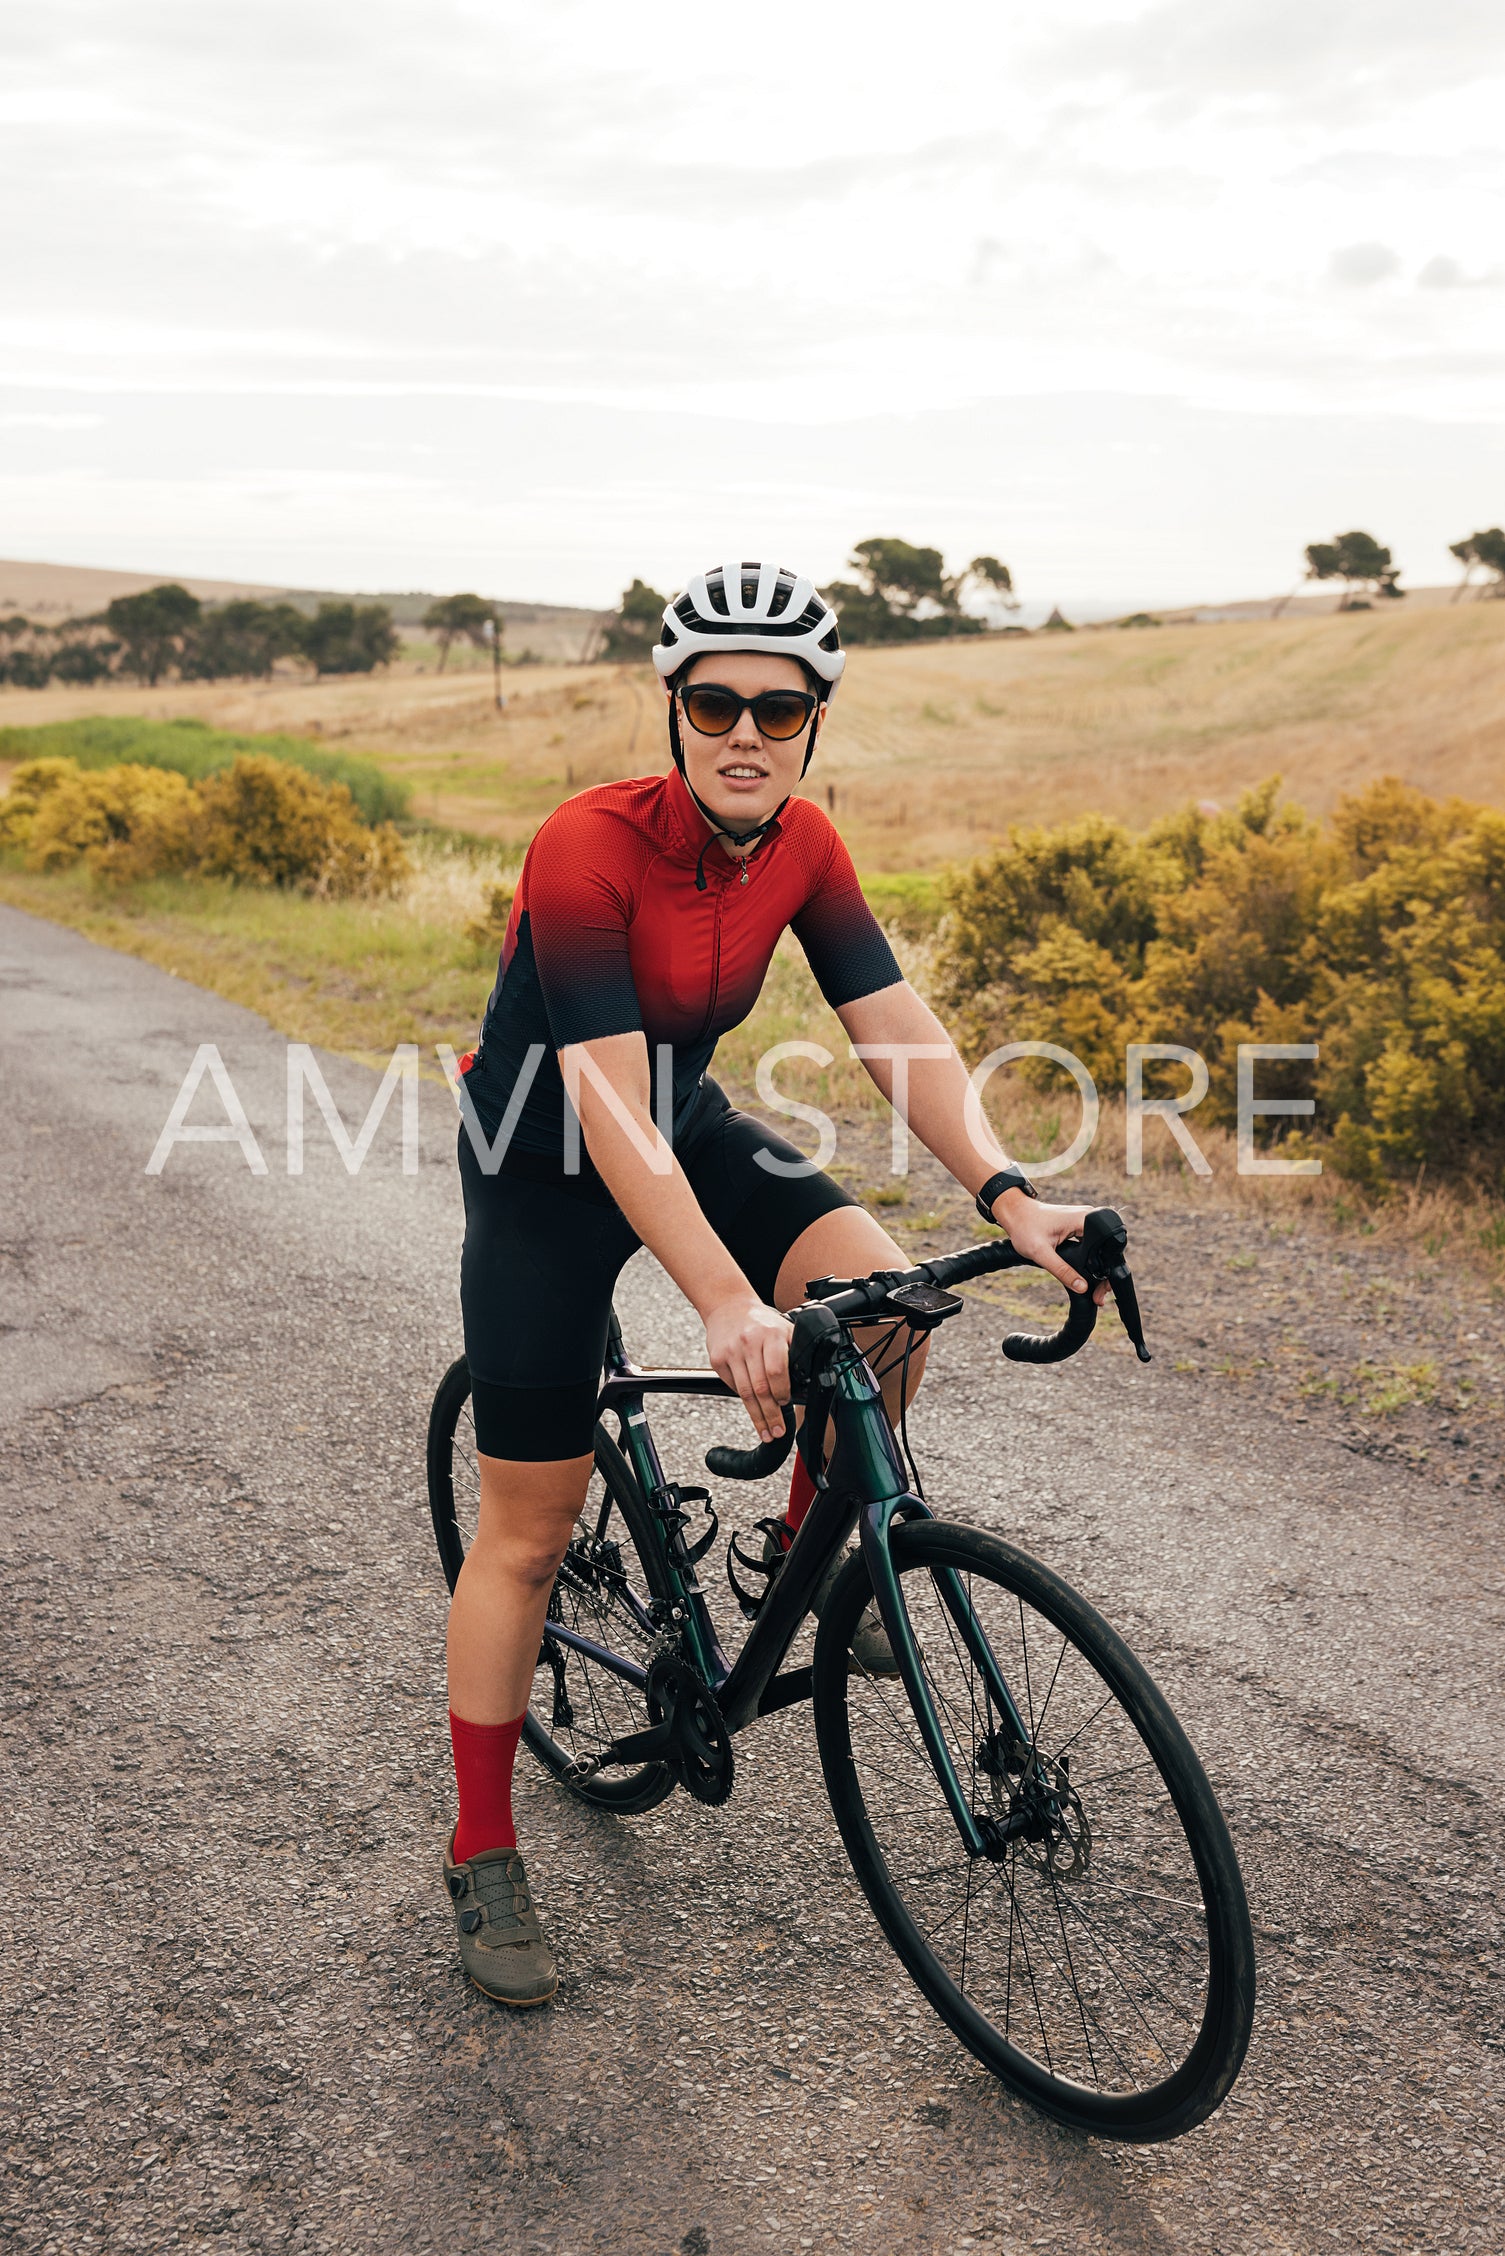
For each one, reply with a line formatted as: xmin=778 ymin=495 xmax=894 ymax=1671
xmin=4 ymin=0 xmax=1503 ymax=611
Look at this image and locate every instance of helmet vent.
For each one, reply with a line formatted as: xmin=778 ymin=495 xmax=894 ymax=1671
xmin=651 ymin=561 xmax=846 ymax=691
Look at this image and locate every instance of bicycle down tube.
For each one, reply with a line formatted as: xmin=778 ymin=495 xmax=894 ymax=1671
xmin=584 ymin=1305 xmax=1034 ymax=1863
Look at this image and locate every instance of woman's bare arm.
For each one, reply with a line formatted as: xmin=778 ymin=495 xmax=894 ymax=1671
xmin=838 ymin=980 xmax=1098 ymax=1295
xmin=559 ymin=1031 xmax=791 ymax=1439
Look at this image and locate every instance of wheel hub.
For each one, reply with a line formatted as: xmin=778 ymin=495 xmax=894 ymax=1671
xmin=976 ymin=1735 xmax=1091 ymax=1877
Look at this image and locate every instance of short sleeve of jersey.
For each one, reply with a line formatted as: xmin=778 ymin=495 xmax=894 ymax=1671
xmin=790 ymin=823 xmax=904 ymax=1009
xmin=523 ymin=805 xmax=644 ymax=1048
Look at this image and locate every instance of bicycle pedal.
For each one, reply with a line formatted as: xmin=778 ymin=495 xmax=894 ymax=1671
xmin=560 ymin=1753 xmax=603 ymax=1786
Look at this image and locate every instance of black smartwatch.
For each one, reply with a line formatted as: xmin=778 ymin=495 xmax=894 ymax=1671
xmin=976 ymin=1166 xmax=1040 ymax=1222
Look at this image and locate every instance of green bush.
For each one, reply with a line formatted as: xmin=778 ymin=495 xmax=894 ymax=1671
xmin=936 ymin=775 xmax=1505 ymax=1187
xmin=0 ymin=754 xmax=408 ymax=898
xmin=0 ymin=715 xmax=407 ymax=824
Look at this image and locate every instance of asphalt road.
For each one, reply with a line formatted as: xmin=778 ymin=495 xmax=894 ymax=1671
xmin=2 ymin=902 xmax=1501 ymax=2256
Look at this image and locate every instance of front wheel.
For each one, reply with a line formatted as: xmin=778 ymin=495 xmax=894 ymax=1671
xmin=812 ymin=1520 xmax=1255 ymax=2142
xmin=426 ymin=1356 xmax=677 ymax=1814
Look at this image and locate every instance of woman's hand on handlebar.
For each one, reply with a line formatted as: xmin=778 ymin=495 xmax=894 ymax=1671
xmin=704 ymin=1294 xmax=793 ymax=1443
xmin=991 ymin=1191 xmax=1110 ymax=1304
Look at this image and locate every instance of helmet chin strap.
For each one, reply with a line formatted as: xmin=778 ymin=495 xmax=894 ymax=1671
xmin=668 ymin=697 xmax=820 ymax=892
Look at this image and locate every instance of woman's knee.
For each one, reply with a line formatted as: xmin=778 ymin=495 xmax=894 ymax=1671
xmin=471 ymin=1453 xmax=591 ymax=1586
xmin=496 ymin=1531 xmax=575 ymax=1591
xmin=773 ymin=1203 xmax=911 ymax=1315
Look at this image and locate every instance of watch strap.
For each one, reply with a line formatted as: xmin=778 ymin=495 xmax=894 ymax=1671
xmin=976 ymin=1167 xmax=1039 ymax=1221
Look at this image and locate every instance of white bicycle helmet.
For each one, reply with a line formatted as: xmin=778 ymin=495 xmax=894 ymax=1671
xmin=654 ymin=562 xmax=845 ymax=697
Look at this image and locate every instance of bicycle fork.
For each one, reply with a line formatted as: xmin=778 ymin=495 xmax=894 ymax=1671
xmin=832 ymin=1351 xmax=1037 ymax=1863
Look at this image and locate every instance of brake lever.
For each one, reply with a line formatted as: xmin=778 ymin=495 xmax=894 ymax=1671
xmin=1107 ymin=1264 xmax=1152 ymax=1364
xmin=1059 ymin=1210 xmax=1151 ymax=1364
xmin=1006 ymin=1209 xmax=1164 ymax=1362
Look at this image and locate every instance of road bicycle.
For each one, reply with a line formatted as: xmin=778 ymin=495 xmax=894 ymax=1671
xmin=427 ymin=1210 xmax=1255 ymax=2142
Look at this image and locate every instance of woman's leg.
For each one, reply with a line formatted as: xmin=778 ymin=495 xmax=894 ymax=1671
xmin=442 ymin=1450 xmax=590 ymax=2000
xmin=444 ymin=1451 xmax=591 ymax=1865
xmin=447 ymin=1451 xmax=594 ymax=1725
xmin=773 ymin=1203 xmax=931 ymax=1503
xmin=451 ymin=1145 xmax=640 ymax=1860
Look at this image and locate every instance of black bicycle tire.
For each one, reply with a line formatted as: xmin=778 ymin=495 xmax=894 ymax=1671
xmin=424 ymin=1358 xmax=677 ymax=1814
xmin=426 ymin=1356 xmax=474 ymax=1596
xmin=812 ymin=1519 xmax=1255 ymax=2143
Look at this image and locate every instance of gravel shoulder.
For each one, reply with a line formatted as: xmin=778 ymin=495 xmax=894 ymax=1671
xmin=1 ymin=902 xmax=1501 ymax=2256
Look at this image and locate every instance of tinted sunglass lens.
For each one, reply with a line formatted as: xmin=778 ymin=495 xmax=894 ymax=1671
xmin=752 ymin=694 xmax=812 ymax=739
xmin=683 ymin=688 xmax=739 ymax=734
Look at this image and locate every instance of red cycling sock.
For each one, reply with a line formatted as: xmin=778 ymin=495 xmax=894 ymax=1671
xmin=782 ymin=1449 xmax=818 ymax=1538
xmin=449 ymin=1709 xmax=525 ymax=1863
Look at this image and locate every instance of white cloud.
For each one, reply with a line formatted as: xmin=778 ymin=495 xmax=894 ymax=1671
xmin=1 ymin=1 xmax=1502 ymax=602
xmin=1329 ymin=242 xmax=1404 ymax=288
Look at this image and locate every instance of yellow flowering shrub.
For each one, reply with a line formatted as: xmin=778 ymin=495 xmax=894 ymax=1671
xmin=0 ymin=753 xmax=408 ymax=898
xmin=938 ymin=776 xmax=1505 ymax=1186
xmin=12 ymin=759 xmax=197 ymax=883
xmin=194 ymin=756 xmax=407 ymax=896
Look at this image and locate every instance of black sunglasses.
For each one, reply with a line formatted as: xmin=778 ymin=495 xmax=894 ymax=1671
xmin=677 ymin=682 xmax=818 ymax=742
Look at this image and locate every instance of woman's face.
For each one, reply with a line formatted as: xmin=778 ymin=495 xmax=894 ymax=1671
xmin=672 ymin=651 xmax=822 ymax=835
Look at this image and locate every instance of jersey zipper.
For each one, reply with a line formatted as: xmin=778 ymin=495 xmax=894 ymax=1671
xmin=693 ymin=858 xmax=730 ymax=1044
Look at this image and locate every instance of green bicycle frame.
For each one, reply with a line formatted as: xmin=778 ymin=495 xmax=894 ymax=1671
xmin=585 ymin=1314 xmax=1034 ymax=1863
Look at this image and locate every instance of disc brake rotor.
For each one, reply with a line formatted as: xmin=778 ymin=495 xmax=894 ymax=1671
xmin=979 ymin=1733 xmax=1092 ymax=1879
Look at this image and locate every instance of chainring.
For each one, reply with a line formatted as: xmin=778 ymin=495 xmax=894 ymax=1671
xmin=645 ymin=1652 xmax=735 ymax=1807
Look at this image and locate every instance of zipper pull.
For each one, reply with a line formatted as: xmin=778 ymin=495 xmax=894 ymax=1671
xmin=740 ymin=861 xmax=749 ymax=885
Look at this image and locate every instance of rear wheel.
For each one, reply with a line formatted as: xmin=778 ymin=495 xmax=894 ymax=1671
xmin=812 ymin=1519 xmax=1255 ymax=2142
xmin=426 ymin=1356 xmax=677 ymax=1814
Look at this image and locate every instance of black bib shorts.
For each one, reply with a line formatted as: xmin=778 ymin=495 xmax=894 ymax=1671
xmin=457 ymin=1079 xmax=856 ymax=1461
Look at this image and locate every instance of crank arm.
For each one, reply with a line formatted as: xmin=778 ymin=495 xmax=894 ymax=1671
xmin=584 ymin=1718 xmax=676 ymax=1770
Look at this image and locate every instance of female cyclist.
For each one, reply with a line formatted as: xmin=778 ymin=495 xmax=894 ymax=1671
xmin=444 ymin=561 xmax=1097 ymax=2004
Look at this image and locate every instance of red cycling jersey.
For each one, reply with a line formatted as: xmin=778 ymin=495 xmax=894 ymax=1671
xmin=464 ymin=766 xmax=902 ymax=1157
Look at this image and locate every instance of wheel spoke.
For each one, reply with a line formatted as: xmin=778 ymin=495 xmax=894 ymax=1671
xmin=825 ymin=1524 xmax=1233 ymax=2114
xmin=990 ymin=1862 xmax=1138 ymax=2085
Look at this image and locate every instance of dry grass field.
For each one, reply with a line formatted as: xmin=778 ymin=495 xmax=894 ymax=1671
xmin=7 ymin=594 xmax=1505 ymax=1274
xmin=3 ymin=596 xmax=1503 ymax=869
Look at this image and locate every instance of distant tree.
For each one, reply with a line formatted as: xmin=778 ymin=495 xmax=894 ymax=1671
xmin=1449 ymin=528 xmax=1505 ymax=601
xmin=1303 ymin=531 xmax=1403 ymax=609
xmin=0 ymin=615 xmax=50 ymax=687
xmin=302 ymin=601 xmax=400 ymax=676
xmin=183 ymin=599 xmax=308 ymax=681
xmin=826 ymin=537 xmax=999 ymax=644
xmin=4 ymin=647 xmax=54 ymax=688
xmin=49 ymin=636 xmax=117 ymax=684
xmin=819 ymin=575 xmax=902 ymax=645
xmin=600 ymin=578 xmax=668 ymax=663
xmin=850 ymin=538 xmax=951 ymax=617
xmin=103 ymin=583 xmax=203 ymax=684
xmin=955 ymin=555 xmax=1019 ymax=612
xmin=422 ymin=592 xmax=501 ymax=670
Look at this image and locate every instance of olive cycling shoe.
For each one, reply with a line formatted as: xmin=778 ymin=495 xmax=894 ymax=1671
xmin=444 ymin=1836 xmax=558 ymax=2007
xmin=761 ymin=1523 xmax=900 ymax=1677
